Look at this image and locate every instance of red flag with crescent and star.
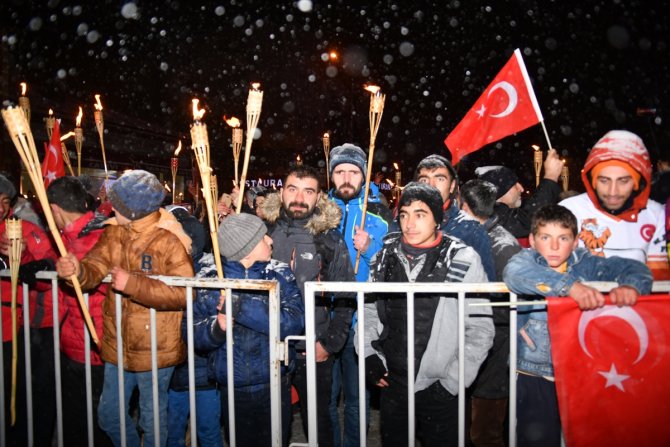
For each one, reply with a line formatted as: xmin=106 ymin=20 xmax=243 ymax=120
xmin=547 ymin=295 xmax=670 ymax=447
xmin=445 ymin=48 xmax=543 ymax=165
xmin=41 ymin=118 xmax=65 ymax=187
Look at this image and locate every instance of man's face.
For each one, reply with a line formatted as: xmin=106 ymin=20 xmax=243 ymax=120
xmin=399 ymin=200 xmax=438 ymax=246
xmin=593 ymin=164 xmax=636 ymax=211
xmin=246 ymin=234 xmax=273 ymax=264
xmin=498 ymin=183 xmax=524 ymax=209
xmin=0 ymin=193 xmax=10 ymax=222
xmin=255 ymin=196 xmax=266 ymax=219
xmin=281 ymin=175 xmax=320 ymax=219
xmin=417 ymin=167 xmax=455 ymax=203
xmin=530 ymin=222 xmax=578 ymax=269
xmin=331 ymin=163 xmax=364 ymax=200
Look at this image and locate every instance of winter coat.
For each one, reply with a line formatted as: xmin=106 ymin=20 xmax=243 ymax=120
xmin=59 ymin=212 xmax=107 ymax=365
xmin=360 ymin=232 xmax=494 ymax=395
xmin=77 ymin=209 xmax=194 ymax=371
xmin=560 ymin=138 xmax=669 ymax=280
xmin=503 ymin=247 xmax=653 ymax=377
xmin=328 ymin=182 xmax=392 ymax=282
xmin=191 ymin=254 xmax=304 ymax=391
xmin=262 ymin=192 xmax=355 ymax=355
xmin=1 ymin=218 xmax=57 ymax=341
xmin=494 ymin=178 xmax=562 ymax=240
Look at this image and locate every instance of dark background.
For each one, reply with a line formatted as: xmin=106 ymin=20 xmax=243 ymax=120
xmin=1 ymin=0 xmax=667 ymax=194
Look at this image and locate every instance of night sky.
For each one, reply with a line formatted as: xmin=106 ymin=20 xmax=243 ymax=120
xmin=1 ymin=0 xmax=667 ymax=192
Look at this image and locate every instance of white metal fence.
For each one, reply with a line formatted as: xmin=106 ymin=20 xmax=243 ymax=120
xmin=1 ymin=270 xmax=668 ymax=447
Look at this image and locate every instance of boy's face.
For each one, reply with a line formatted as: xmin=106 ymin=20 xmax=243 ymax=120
xmin=245 ymin=234 xmax=273 ymax=264
xmin=530 ymin=222 xmax=578 ymax=269
xmin=416 ymin=167 xmax=455 ymax=203
xmin=399 ymin=200 xmax=438 ymax=246
xmin=0 ymin=193 xmax=11 ymax=221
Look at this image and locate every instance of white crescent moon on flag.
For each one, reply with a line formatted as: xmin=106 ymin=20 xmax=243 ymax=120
xmin=487 ymin=81 xmax=518 ymax=118
xmin=48 ymin=143 xmax=58 ymax=158
xmin=578 ymin=306 xmax=649 ymax=364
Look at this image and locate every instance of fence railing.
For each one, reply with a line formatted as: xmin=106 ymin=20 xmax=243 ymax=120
xmin=1 ymin=269 xmax=668 ymax=447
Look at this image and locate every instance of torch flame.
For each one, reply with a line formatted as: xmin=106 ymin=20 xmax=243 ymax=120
xmin=48 ymin=109 xmax=54 ymax=116
xmin=323 ymin=132 xmax=329 ymax=138
xmin=297 ymin=155 xmax=301 ymax=161
xmin=532 ymin=144 xmax=540 ymax=151
xmin=94 ymin=94 xmax=103 ymax=111
xmin=224 ymin=116 xmax=241 ymax=128
xmin=20 ymin=82 xmax=27 ymax=96
xmin=61 ymin=132 xmax=75 ymax=141
xmin=76 ymin=107 xmax=83 ymax=127
xmin=393 ymin=162 xmax=399 ymax=170
xmin=364 ymin=84 xmax=381 ymax=94
xmin=174 ymin=141 xmax=182 ymax=156
xmin=192 ymin=99 xmax=205 ymax=121
xmin=251 ymin=82 xmax=261 ymax=90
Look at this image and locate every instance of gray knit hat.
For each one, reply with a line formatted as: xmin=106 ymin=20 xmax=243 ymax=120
xmin=0 ymin=174 xmax=17 ymax=200
xmin=217 ymin=213 xmax=267 ymax=262
xmin=108 ymin=170 xmax=165 ymax=220
xmin=474 ymin=166 xmax=519 ymax=199
xmin=329 ymin=143 xmax=367 ymax=176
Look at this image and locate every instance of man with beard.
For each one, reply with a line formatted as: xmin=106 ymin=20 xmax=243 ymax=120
xmin=559 ymin=130 xmax=669 ymax=279
xmin=475 ymin=148 xmax=563 ymax=245
xmin=262 ymin=165 xmax=355 ymax=447
xmin=327 ymin=144 xmax=392 ymax=446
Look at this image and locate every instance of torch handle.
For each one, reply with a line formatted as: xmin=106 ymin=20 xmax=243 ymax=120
xmin=236 ymin=136 xmax=254 ymax=213
xmin=354 ymin=139 xmax=376 ymax=274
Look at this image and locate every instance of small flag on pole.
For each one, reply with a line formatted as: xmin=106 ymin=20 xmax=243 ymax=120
xmin=41 ymin=119 xmax=65 ymax=187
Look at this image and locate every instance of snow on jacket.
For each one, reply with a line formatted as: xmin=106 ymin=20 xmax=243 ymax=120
xmin=76 ymin=209 xmax=194 ymax=371
xmin=59 ymin=211 xmax=107 ymax=365
xmin=360 ymin=232 xmax=494 ymax=395
xmin=262 ymin=192 xmax=355 ymax=355
xmin=192 ymin=254 xmax=304 ymax=390
xmin=503 ymin=247 xmax=653 ymax=377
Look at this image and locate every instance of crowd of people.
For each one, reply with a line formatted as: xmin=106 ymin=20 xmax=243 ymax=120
xmin=0 ymin=128 xmax=668 ymax=447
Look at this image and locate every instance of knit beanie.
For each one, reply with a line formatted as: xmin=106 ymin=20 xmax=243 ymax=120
xmin=0 ymin=174 xmax=17 ymax=200
xmin=415 ymin=154 xmax=457 ymax=180
xmin=398 ymin=182 xmax=444 ymax=224
xmin=217 ymin=213 xmax=267 ymax=262
xmin=329 ymin=143 xmax=367 ymax=176
xmin=474 ymin=166 xmax=519 ymax=199
xmin=590 ymin=159 xmax=641 ymax=190
xmin=108 ymin=170 xmax=165 ymax=220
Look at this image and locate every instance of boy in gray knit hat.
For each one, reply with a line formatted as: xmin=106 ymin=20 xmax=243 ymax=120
xmin=192 ymin=212 xmax=304 ymax=445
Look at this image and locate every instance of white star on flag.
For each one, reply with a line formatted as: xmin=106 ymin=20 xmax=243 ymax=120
xmin=475 ymin=104 xmax=486 ymax=118
xmin=45 ymin=170 xmax=57 ymax=182
xmin=598 ymin=363 xmax=630 ymax=391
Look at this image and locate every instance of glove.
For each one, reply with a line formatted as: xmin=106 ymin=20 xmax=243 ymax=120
xmin=365 ymin=354 xmax=388 ymax=386
xmin=19 ymin=259 xmax=56 ymax=287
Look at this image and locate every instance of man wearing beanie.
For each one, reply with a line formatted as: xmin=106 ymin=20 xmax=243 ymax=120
xmin=327 ymin=143 xmax=392 ymax=447
xmin=56 ymin=169 xmax=195 ymax=447
xmin=0 ymin=173 xmax=58 ymax=445
xmin=475 ymin=147 xmax=563 ymax=243
xmin=191 ymin=213 xmax=304 ymax=446
xmin=262 ymin=165 xmax=355 ymax=447
xmin=560 ymin=130 xmax=669 ymax=279
xmin=415 ymin=154 xmax=496 ymax=281
xmin=359 ymin=182 xmax=494 ymax=447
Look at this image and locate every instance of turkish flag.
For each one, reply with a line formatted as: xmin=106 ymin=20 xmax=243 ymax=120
xmin=445 ymin=49 xmax=543 ymax=165
xmin=41 ymin=118 xmax=65 ymax=187
xmin=547 ymin=295 xmax=670 ymax=447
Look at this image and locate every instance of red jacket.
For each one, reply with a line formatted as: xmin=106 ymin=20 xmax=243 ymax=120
xmin=1 ymin=218 xmax=57 ymax=341
xmin=59 ymin=212 xmax=107 ymax=365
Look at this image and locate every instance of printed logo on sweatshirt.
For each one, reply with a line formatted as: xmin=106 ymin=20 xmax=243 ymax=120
xmin=141 ymin=254 xmax=153 ymax=273
xmin=640 ymin=224 xmax=655 ymax=242
xmin=579 ymin=218 xmax=611 ymax=257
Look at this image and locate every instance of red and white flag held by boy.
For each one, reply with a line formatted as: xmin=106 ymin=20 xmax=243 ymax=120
xmin=445 ymin=48 xmax=543 ymax=165
xmin=41 ymin=118 xmax=65 ymax=187
xmin=547 ymin=295 xmax=670 ymax=447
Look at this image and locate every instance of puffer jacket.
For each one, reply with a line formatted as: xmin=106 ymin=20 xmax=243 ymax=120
xmin=59 ymin=211 xmax=107 ymax=365
xmin=77 ymin=209 xmax=194 ymax=372
xmin=262 ymin=193 xmax=355 ymax=355
xmin=192 ymin=254 xmax=304 ymax=390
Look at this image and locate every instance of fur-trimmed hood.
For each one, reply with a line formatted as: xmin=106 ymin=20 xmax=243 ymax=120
xmin=261 ymin=191 xmax=342 ymax=235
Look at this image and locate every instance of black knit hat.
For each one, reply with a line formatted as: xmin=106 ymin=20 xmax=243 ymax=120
xmin=108 ymin=170 xmax=165 ymax=220
xmin=329 ymin=143 xmax=367 ymax=176
xmin=415 ymin=154 xmax=457 ymax=180
xmin=474 ymin=165 xmax=519 ymax=199
xmin=217 ymin=213 xmax=267 ymax=262
xmin=0 ymin=174 xmax=17 ymax=200
xmin=399 ymin=182 xmax=444 ymax=224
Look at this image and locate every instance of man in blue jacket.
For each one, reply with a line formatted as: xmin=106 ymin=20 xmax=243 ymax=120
xmin=328 ymin=143 xmax=393 ymax=446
